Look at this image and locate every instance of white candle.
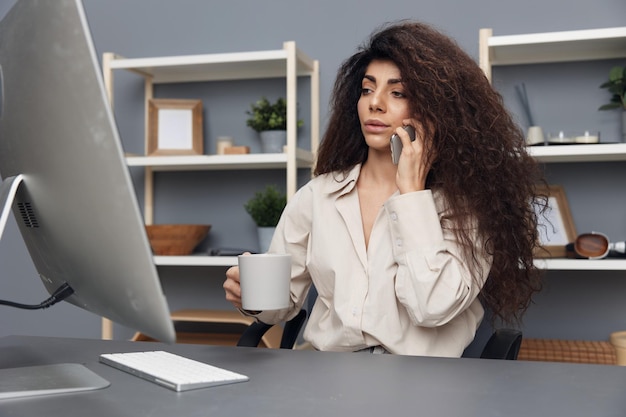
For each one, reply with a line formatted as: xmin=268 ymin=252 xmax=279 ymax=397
xmin=575 ymin=131 xmax=599 ymax=144
xmin=216 ymin=136 xmax=234 ymax=154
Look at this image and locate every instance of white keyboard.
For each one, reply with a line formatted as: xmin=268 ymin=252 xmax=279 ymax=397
xmin=99 ymin=350 xmax=249 ymax=392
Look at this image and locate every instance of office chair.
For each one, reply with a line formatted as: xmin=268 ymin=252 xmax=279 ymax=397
xmin=479 ymin=328 xmax=523 ymax=360
xmin=236 ymin=308 xmax=521 ymax=359
xmin=237 ymin=309 xmax=307 ymax=349
xmin=461 ymin=307 xmax=522 ymax=360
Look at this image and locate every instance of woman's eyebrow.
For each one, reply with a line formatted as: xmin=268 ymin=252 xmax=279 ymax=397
xmin=362 ymin=75 xmax=403 ymax=85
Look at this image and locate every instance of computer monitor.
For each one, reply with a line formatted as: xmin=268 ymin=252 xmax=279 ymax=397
xmin=0 ymin=0 xmax=175 ymax=344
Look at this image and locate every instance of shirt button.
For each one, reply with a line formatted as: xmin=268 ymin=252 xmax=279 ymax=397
xmin=352 ymin=307 xmax=357 ymax=315
xmin=391 ymin=212 xmax=398 ymax=221
xmin=396 ymin=238 xmax=403 ymax=247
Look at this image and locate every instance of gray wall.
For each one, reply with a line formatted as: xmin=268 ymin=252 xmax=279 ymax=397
xmin=1 ymin=0 xmax=626 ymax=342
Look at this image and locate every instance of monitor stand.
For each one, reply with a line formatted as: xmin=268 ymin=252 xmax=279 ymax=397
xmin=0 ymin=175 xmax=111 ymax=399
xmin=0 ymin=363 xmax=110 ymax=400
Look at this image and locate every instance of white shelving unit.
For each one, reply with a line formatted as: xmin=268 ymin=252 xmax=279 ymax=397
xmin=479 ymin=26 xmax=626 ymax=272
xmin=101 ymin=42 xmax=319 ymax=338
xmin=479 ymin=27 xmax=626 ymax=82
xmin=103 ymin=41 xmax=319 ymax=269
xmin=103 ymin=41 xmax=319 ymax=222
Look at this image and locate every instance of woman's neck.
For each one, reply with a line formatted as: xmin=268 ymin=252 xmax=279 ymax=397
xmin=359 ymin=152 xmax=397 ymax=191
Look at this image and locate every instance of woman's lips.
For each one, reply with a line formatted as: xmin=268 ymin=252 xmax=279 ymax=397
xmin=363 ymin=120 xmax=389 ymax=134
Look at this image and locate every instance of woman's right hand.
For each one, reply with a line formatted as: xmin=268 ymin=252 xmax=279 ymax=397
xmin=395 ymin=119 xmax=433 ymax=194
xmin=223 ymin=264 xmax=243 ymax=309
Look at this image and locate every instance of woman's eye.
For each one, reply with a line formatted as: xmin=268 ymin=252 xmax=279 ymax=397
xmin=392 ymin=91 xmax=406 ymax=98
xmin=361 ymin=88 xmax=373 ymax=95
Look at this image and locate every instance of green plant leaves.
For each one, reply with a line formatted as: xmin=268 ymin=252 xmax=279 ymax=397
xmin=599 ymin=65 xmax=626 ymax=110
xmin=245 ymin=96 xmax=304 ymax=132
xmin=244 ymin=185 xmax=287 ymax=227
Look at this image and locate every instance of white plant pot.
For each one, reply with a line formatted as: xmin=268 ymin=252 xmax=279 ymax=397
xmin=259 ymin=130 xmax=286 ymax=153
xmin=256 ymin=226 xmax=276 ymax=253
xmin=622 ymin=110 xmax=626 ymax=143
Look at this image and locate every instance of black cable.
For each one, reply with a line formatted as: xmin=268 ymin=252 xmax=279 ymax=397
xmin=0 ymin=282 xmax=74 ymax=310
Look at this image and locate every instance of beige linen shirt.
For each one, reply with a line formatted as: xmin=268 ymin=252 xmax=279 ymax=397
xmin=252 ymin=164 xmax=491 ymax=357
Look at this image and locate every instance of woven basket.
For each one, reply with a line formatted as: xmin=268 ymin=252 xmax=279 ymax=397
xmin=518 ymin=338 xmax=617 ymax=365
xmin=145 ymin=224 xmax=211 ymax=256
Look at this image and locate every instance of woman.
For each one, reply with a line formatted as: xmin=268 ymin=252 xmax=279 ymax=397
xmin=224 ymin=20 xmax=545 ymax=357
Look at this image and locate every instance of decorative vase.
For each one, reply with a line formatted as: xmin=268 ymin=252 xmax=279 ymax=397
xmin=259 ymin=130 xmax=287 ymax=153
xmin=256 ymin=226 xmax=276 ymax=253
xmin=525 ymin=126 xmax=544 ymax=146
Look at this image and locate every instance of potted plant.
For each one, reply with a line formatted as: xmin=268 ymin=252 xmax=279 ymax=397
xmin=599 ymin=65 xmax=626 ymax=142
xmin=246 ymin=97 xmax=303 ymax=153
xmin=244 ymin=185 xmax=287 ymax=252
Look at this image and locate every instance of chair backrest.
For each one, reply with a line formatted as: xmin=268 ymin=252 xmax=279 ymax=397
xmin=237 ymin=309 xmax=307 ymax=349
xmin=461 ymin=307 xmax=522 ymax=360
xmin=480 ymin=328 xmax=523 ymax=360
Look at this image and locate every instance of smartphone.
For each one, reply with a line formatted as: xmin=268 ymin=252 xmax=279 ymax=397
xmin=390 ymin=125 xmax=416 ymax=165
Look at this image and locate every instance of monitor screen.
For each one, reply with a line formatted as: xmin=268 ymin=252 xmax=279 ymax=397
xmin=0 ymin=0 xmax=175 ymax=343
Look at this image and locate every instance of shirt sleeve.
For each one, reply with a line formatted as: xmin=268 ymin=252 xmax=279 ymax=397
xmin=384 ymin=190 xmax=491 ymax=327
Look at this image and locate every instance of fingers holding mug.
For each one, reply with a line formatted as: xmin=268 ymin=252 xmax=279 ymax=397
xmin=224 ymin=265 xmax=243 ymax=309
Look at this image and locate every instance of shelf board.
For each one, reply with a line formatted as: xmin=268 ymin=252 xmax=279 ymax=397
xmin=154 ymin=255 xmax=237 ymax=267
xmin=528 ymin=143 xmax=626 ymax=163
xmin=107 ymin=42 xmax=317 ymax=83
xmin=153 ymin=256 xmax=626 ymax=271
xmin=487 ymin=26 xmax=626 ymax=66
xmin=534 ymin=258 xmax=626 ymax=271
xmin=125 ymin=148 xmax=314 ymax=171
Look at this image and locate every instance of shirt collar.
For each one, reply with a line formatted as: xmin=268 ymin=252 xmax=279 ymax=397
xmin=320 ymin=164 xmax=361 ymax=197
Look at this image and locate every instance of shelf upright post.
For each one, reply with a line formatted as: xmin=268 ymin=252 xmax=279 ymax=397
xmin=479 ymin=28 xmax=493 ymax=83
xmin=284 ymin=41 xmax=298 ymax=199
xmin=310 ymin=59 xmax=320 ymax=172
xmin=101 ymin=52 xmax=117 ymax=340
xmin=143 ymin=75 xmax=155 ymax=225
xmin=102 ymin=53 xmax=115 ymax=105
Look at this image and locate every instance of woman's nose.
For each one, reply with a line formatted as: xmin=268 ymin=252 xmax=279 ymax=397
xmin=368 ymin=93 xmax=385 ymax=112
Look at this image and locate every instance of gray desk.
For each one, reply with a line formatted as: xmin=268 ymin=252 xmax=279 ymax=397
xmin=1 ymin=335 xmax=625 ymax=416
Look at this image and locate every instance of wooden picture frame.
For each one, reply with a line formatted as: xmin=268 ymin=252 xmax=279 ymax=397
xmin=534 ymin=184 xmax=577 ymax=258
xmin=147 ymin=99 xmax=203 ymax=156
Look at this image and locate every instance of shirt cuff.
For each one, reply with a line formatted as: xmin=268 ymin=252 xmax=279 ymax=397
xmin=384 ymin=190 xmax=444 ymax=255
xmin=239 ymin=308 xmax=262 ymax=316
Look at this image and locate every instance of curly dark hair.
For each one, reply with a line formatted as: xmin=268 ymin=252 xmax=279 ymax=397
xmin=315 ymin=20 xmax=547 ymax=324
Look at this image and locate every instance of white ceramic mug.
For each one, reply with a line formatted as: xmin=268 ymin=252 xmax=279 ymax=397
xmin=238 ymin=253 xmax=291 ymax=310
